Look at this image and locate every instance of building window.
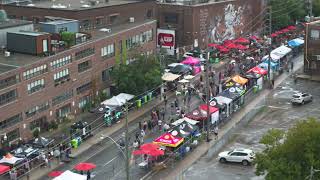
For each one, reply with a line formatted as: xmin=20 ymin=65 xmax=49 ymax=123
xmin=25 ymin=101 xmax=50 ymax=118
xmin=29 ymin=116 xmax=47 ymax=131
xmin=56 ymin=104 xmax=71 ymax=118
xmin=23 ymin=65 xmax=48 ymax=80
xmin=27 ymin=79 xmax=45 ymax=94
xmin=164 ymin=13 xmax=178 ymax=24
xmin=78 ymin=60 xmax=92 ymax=73
xmin=58 ymin=27 xmax=68 ymax=33
xmin=102 ymin=68 xmax=112 ymax=82
xmin=109 ymin=15 xmax=118 ymax=24
xmin=101 ymin=44 xmax=115 ymax=58
xmin=0 ymin=75 xmax=20 ymax=90
xmin=7 ymin=128 xmax=20 ymax=142
xmin=52 ymin=90 xmax=73 ymax=106
xmin=75 ymin=48 xmax=95 ymax=60
xmin=79 ymin=95 xmax=91 ymax=108
xmin=126 ymin=29 xmax=153 ymax=49
xmin=146 ymin=10 xmax=153 ymax=19
xmin=310 ymin=29 xmax=320 ymax=40
xmin=53 ymin=69 xmax=70 ymax=86
xmin=76 ymin=82 xmax=92 ymax=94
xmin=50 ymin=55 xmax=72 ymax=69
xmin=0 ymin=89 xmax=18 ymax=106
xmin=96 ymin=17 xmax=104 ymax=25
xmin=0 ymin=113 xmax=22 ymax=130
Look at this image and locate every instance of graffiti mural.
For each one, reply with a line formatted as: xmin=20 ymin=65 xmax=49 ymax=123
xmin=208 ymin=4 xmax=245 ymax=43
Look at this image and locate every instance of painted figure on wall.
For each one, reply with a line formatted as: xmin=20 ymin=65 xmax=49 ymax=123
xmin=209 ymin=4 xmax=245 ymax=43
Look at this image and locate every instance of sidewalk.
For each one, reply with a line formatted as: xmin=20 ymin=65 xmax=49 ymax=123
xmin=146 ymin=56 xmax=304 ymax=180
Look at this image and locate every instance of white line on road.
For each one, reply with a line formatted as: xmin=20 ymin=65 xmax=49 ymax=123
xmin=103 ymin=156 xmax=118 ymax=167
xmin=267 ymin=106 xmax=289 ymax=110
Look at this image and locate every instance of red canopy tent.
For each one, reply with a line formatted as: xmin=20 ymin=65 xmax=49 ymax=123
xmin=132 ymin=143 xmax=164 ymax=156
xmin=223 ymin=39 xmax=234 ymax=45
xmin=250 ymin=35 xmax=260 ymax=40
xmin=247 ymin=66 xmax=268 ymax=75
xmin=153 ymin=133 xmax=184 ymax=148
xmin=0 ymin=164 xmax=10 ymax=175
xmin=74 ymin=162 xmax=96 ymax=171
xmin=236 ymin=44 xmax=249 ymax=50
xmin=234 ymin=37 xmax=250 ymax=44
xmin=271 ymin=33 xmax=279 ymax=37
xmin=199 ymin=104 xmax=219 ymax=114
xmin=287 ymin=25 xmax=296 ymax=30
xmin=224 ymin=43 xmax=237 ymax=49
xmin=48 ymin=171 xmax=63 ymax=177
xmin=280 ymin=28 xmax=290 ymax=33
xmin=208 ymin=43 xmax=220 ymax=48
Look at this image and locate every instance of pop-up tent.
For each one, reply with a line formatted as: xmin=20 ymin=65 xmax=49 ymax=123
xmin=161 ymin=72 xmax=181 ymax=82
xmin=53 ymin=170 xmax=87 ymax=180
xmin=0 ymin=153 xmax=23 ymax=165
xmin=211 ymin=96 xmax=233 ymax=117
xmin=171 ymin=117 xmax=199 ymax=126
xmin=288 ymin=38 xmax=304 ymax=47
xmin=231 ymin=75 xmax=248 ymax=85
xmin=198 ymin=104 xmax=219 ymax=124
xmin=247 ymin=66 xmax=268 ymax=75
xmin=101 ymin=93 xmax=134 ymax=107
xmin=270 ymin=45 xmax=292 ymax=59
xmin=181 ymin=56 xmax=200 ymax=66
xmin=0 ymin=164 xmax=10 ymax=175
xmin=153 ymin=133 xmax=184 ymax=147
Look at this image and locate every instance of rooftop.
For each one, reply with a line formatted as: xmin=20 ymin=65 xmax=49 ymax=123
xmin=8 ymin=31 xmax=49 ymax=36
xmin=0 ymin=19 xmax=32 ymax=29
xmin=157 ymin=0 xmax=231 ymax=6
xmin=0 ymin=19 xmax=156 ymax=74
xmin=40 ymin=19 xmax=78 ymax=25
xmin=14 ymin=0 xmax=142 ymax=10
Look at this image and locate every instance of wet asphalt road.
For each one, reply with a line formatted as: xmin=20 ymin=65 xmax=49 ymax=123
xmin=183 ymin=74 xmax=320 ymax=180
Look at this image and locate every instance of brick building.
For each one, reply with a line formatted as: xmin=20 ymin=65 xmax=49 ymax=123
xmin=305 ymin=20 xmax=320 ymax=74
xmin=0 ymin=17 xmax=156 ymax=145
xmin=157 ymin=0 xmax=265 ymax=49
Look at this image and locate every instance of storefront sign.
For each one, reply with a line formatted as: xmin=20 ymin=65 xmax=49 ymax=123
xmin=157 ymin=29 xmax=175 ymax=55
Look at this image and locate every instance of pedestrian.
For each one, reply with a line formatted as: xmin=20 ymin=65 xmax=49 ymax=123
xmin=160 ymin=108 xmax=165 ymax=121
xmin=133 ymin=140 xmax=139 ymax=149
xmin=135 ymin=131 xmax=140 ymax=141
xmin=214 ymin=126 xmax=219 ymax=140
xmin=87 ymin=171 xmax=91 ymax=180
xmin=174 ymin=98 xmax=179 ymax=108
xmin=290 ymin=61 xmax=294 ymax=72
xmin=143 ymin=120 xmax=147 ymax=131
xmin=163 ymin=94 xmax=167 ymax=107
xmin=80 ymin=171 xmax=84 ymax=175
xmin=44 ymin=157 xmax=49 ymax=168
xmin=147 ymin=120 xmax=152 ymax=132
xmin=138 ymin=121 xmax=142 ymax=130
xmin=158 ymin=119 xmax=162 ymax=131
xmin=140 ymin=129 xmax=145 ymax=138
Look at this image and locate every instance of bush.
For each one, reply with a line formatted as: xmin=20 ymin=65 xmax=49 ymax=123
xmin=49 ymin=121 xmax=59 ymax=130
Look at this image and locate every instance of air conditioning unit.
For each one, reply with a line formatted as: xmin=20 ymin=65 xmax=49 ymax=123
xmin=129 ymin=17 xmax=135 ymax=23
xmin=4 ymin=51 xmax=10 ymax=57
xmin=316 ymin=55 xmax=320 ymax=60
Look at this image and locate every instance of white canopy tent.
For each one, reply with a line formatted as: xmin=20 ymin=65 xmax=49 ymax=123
xmin=0 ymin=155 xmax=23 ymax=164
xmin=270 ymin=45 xmax=292 ymax=59
xmin=53 ymin=170 xmax=87 ymax=180
xmin=212 ymin=96 xmax=233 ymax=117
xmin=101 ymin=93 xmax=134 ymax=107
xmin=116 ymin=93 xmax=134 ymax=102
xmin=162 ymin=73 xmax=181 ymax=82
xmin=171 ymin=117 xmax=199 ymax=126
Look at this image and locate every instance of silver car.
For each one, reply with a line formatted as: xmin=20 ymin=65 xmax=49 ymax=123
xmin=291 ymin=93 xmax=312 ymax=105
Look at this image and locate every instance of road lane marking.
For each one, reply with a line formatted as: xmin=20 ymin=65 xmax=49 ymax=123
xmin=103 ymin=156 xmax=119 ymax=167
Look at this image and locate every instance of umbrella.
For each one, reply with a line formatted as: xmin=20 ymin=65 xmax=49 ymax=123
xmin=287 ymin=25 xmax=296 ymax=30
xmin=247 ymin=66 xmax=268 ymax=75
xmin=208 ymin=43 xmax=219 ymax=48
xmin=178 ymin=79 xmax=189 ymax=83
xmin=0 ymin=164 xmax=10 ymax=175
xmin=236 ymin=44 xmax=248 ymax=50
xmin=271 ymin=33 xmax=278 ymax=37
xmin=140 ymin=143 xmax=160 ymax=151
xmin=74 ymin=162 xmax=96 ymax=171
xmin=219 ymin=47 xmax=230 ymax=53
xmin=169 ymin=64 xmax=192 ymax=75
xmin=224 ymin=43 xmax=237 ymax=49
xmin=48 ymin=171 xmax=63 ymax=177
xmin=234 ymin=37 xmax=250 ymax=44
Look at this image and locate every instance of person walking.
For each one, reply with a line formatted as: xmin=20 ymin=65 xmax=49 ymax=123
xmin=138 ymin=121 xmax=142 ymax=130
xmin=147 ymin=120 xmax=152 ymax=132
xmin=87 ymin=171 xmax=91 ymax=180
xmin=142 ymin=121 xmax=147 ymax=131
xmin=158 ymin=119 xmax=162 ymax=131
xmin=214 ymin=126 xmax=219 ymax=140
xmin=160 ymin=108 xmax=165 ymax=121
xmin=290 ymin=61 xmax=294 ymax=72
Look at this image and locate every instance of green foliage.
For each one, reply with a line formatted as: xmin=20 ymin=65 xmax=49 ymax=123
xmin=111 ymin=55 xmax=162 ymax=95
xmin=121 ymin=40 xmax=127 ymax=64
xmin=270 ymin=0 xmax=306 ymax=30
xmin=314 ymin=0 xmax=320 ymax=17
xmin=32 ymin=128 xmax=40 ymax=138
xmin=255 ymin=118 xmax=320 ymax=180
xmin=61 ymin=32 xmax=76 ymax=47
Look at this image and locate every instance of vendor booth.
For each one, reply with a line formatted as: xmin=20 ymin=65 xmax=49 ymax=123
xmin=53 ymin=170 xmax=87 ymax=180
xmin=181 ymin=57 xmax=202 ymax=75
xmin=219 ymin=87 xmax=245 ymax=113
xmin=246 ymin=66 xmax=267 ymax=90
xmin=0 ymin=153 xmax=23 ymax=165
xmin=288 ymin=38 xmax=304 ymax=56
xmin=153 ymin=133 xmax=184 ymax=148
xmin=198 ymin=104 xmax=219 ymax=124
xmin=210 ymin=96 xmax=233 ymax=118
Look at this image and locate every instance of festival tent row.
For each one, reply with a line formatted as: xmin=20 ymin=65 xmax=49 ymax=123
xmin=53 ymin=170 xmax=87 ymax=180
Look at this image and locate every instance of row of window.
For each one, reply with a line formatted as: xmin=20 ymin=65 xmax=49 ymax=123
xmin=52 ymin=90 xmax=73 ymax=106
xmin=126 ymin=29 xmax=153 ymax=49
xmin=78 ymin=61 xmax=92 ymax=73
xmin=0 ymin=89 xmax=18 ymax=106
xmin=76 ymin=82 xmax=92 ymax=94
xmin=0 ymin=75 xmax=20 ymax=90
xmin=75 ymin=48 xmax=95 ymax=60
xmin=25 ymin=101 xmax=50 ymax=118
xmin=27 ymin=79 xmax=45 ymax=94
xmin=54 ymin=69 xmax=70 ymax=86
xmin=101 ymin=44 xmax=115 ymax=58
xmin=23 ymin=65 xmax=48 ymax=80
xmin=50 ymin=55 xmax=72 ymax=69
xmin=0 ymin=113 xmax=22 ymax=130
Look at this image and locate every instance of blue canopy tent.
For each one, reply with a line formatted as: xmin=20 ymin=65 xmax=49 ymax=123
xmin=288 ymin=38 xmax=304 ymax=47
xmin=259 ymin=61 xmax=279 ymax=71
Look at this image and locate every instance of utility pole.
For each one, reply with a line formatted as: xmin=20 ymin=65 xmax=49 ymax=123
xmin=267 ymin=5 xmax=272 ymax=88
xmin=124 ymin=102 xmax=130 ymax=180
xmin=308 ymin=0 xmax=313 ymax=17
xmin=205 ymin=49 xmax=212 ymax=142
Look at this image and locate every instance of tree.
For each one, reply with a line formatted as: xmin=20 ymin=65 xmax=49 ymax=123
xmin=314 ymin=0 xmax=320 ymax=17
xmin=110 ymin=55 xmax=162 ymax=95
xmin=270 ymin=0 xmax=306 ymax=30
xmin=61 ymin=32 xmax=76 ymax=47
xmin=255 ymin=118 xmax=320 ymax=180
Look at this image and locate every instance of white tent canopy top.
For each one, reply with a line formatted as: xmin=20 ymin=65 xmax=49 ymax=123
xmin=162 ymin=73 xmax=181 ymax=82
xmin=271 ymin=45 xmax=292 ymax=59
xmin=53 ymin=170 xmax=87 ymax=180
xmin=101 ymin=93 xmax=134 ymax=107
xmin=0 ymin=155 xmax=23 ymax=165
xmin=213 ymin=96 xmax=233 ymax=105
xmin=171 ymin=117 xmax=199 ymax=126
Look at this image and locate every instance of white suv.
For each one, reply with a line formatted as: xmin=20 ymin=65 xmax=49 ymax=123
xmin=218 ymin=148 xmax=255 ymax=166
xmin=291 ymin=93 xmax=312 ymax=105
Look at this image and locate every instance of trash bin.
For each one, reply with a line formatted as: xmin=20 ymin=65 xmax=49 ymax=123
xmin=214 ymin=58 xmax=220 ymax=63
xmin=136 ymin=99 xmax=142 ymax=108
xmin=71 ymin=139 xmax=78 ymax=148
xmin=144 ymin=95 xmax=148 ymax=103
xmin=209 ymin=57 xmax=214 ymax=63
xmin=253 ymin=85 xmax=258 ymax=93
xmin=76 ymin=137 xmax=82 ymax=146
xmin=148 ymin=92 xmax=152 ymax=101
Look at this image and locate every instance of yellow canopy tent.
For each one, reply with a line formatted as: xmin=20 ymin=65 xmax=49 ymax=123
xmin=231 ymin=75 xmax=248 ymax=85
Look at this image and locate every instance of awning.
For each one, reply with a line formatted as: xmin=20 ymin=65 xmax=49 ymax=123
xmin=53 ymin=170 xmax=87 ymax=180
xmin=231 ymin=75 xmax=248 ymax=85
xmin=270 ymin=45 xmax=292 ymax=59
xmin=153 ymin=133 xmax=184 ymax=148
xmin=162 ymin=73 xmax=181 ymax=82
xmin=288 ymin=38 xmax=304 ymax=47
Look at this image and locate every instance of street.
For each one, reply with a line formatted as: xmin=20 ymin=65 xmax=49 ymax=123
xmin=183 ymin=73 xmax=320 ymax=180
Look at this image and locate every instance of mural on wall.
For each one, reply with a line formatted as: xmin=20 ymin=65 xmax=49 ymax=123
xmin=207 ymin=4 xmax=246 ymax=43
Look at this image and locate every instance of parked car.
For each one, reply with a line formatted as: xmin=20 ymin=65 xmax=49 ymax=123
xmin=291 ymin=92 xmax=312 ymax=105
xmin=218 ymin=148 xmax=255 ymax=166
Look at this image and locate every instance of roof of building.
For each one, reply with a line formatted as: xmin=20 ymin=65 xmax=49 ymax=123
xmin=0 ymin=19 xmax=32 ymax=29
xmin=40 ymin=19 xmax=79 ymax=25
xmin=157 ymin=0 xmax=231 ymax=6
xmin=16 ymin=0 xmax=142 ymax=10
xmin=8 ymin=31 xmax=49 ymax=36
xmin=0 ymin=19 xmax=156 ymax=75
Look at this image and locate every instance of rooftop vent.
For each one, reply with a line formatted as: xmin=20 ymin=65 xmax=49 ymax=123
xmin=99 ymin=28 xmax=111 ymax=33
xmin=26 ymin=3 xmax=35 ymax=6
xmin=51 ymin=4 xmax=67 ymax=8
xmin=129 ymin=17 xmax=134 ymax=23
xmin=81 ymin=4 xmax=90 ymax=8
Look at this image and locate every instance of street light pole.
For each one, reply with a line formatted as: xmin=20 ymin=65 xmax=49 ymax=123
xmin=205 ymin=50 xmax=211 ymax=142
xmin=124 ymin=102 xmax=130 ymax=180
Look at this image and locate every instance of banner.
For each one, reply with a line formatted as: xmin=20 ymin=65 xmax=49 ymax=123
xmin=157 ymin=29 xmax=175 ymax=55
